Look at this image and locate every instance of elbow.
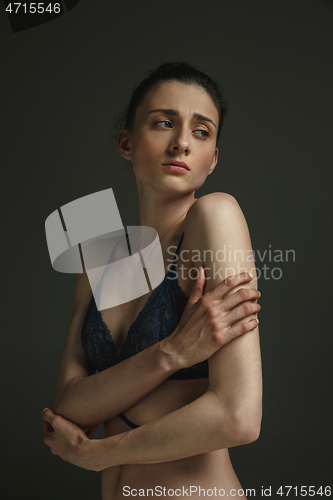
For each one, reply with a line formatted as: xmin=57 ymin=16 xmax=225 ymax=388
xmin=237 ymin=418 xmax=261 ymax=445
xmin=52 ymin=396 xmax=74 ymax=425
xmin=52 ymin=378 xmax=87 ymax=428
xmin=221 ymin=408 xmax=262 ymax=447
xmin=52 ymin=391 xmax=65 ymax=416
xmin=52 ymin=397 xmax=68 ymax=420
xmin=52 ymin=380 xmax=72 ymax=416
xmin=52 ymin=399 xmax=89 ymax=430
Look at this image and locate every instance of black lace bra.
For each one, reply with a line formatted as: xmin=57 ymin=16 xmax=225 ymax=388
xmin=81 ymin=232 xmax=209 ymax=380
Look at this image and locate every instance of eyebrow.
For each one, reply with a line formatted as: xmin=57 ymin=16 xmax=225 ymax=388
xmin=147 ymin=108 xmax=217 ymax=129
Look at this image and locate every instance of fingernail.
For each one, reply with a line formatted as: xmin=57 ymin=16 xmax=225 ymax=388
xmin=258 ymin=291 xmax=261 ymax=297
xmin=42 ymin=408 xmax=49 ymax=415
xmin=256 ymin=318 xmax=259 ymax=324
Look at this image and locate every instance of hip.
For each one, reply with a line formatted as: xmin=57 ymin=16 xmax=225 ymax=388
xmin=102 ymin=449 xmax=245 ymax=500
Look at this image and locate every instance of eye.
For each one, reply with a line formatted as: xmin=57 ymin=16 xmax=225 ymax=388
xmin=194 ymin=129 xmax=210 ymax=138
xmin=155 ymin=120 xmax=173 ymax=128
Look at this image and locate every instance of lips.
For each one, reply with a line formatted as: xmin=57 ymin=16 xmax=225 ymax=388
xmin=162 ymin=160 xmax=190 ymax=171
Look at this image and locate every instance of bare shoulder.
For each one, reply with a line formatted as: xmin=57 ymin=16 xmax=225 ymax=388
xmin=194 ymin=192 xmax=238 ymax=206
xmin=185 ymin=192 xmax=248 ymax=246
xmin=183 ymin=192 xmax=256 ymax=290
xmin=186 ymin=192 xmax=242 ymax=224
xmin=72 ymin=272 xmax=93 ymax=314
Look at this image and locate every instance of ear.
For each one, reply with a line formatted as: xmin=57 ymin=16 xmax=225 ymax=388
xmin=118 ymin=129 xmax=132 ymax=160
xmin=208 ymin=147 xmax=219 ymax=175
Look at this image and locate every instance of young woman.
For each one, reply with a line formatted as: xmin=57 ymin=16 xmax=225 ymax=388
xmin=43 ymin=62 xmax=262 ymax=499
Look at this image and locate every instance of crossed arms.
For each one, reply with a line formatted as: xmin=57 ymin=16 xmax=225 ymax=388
xmin=44 ymin=193 xmax=262 ymax=471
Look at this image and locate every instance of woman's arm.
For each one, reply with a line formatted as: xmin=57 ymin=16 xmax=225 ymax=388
xmin=44 ymin=193 xmax=262 ymax=470
xmin=52 ymin=272 xmax=173 ymax=429
xmin=52 ymin=224 xmax=258 ymax=430
xmin=52 ymin=272 xmax=200 ymax=429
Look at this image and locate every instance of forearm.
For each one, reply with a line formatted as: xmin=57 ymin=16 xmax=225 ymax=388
xmin=53 ymin=339 xmax=177 ymax=429
xmin=91 ymin=325 xmax=262 ymax=470
xmin=93 ymin=389 xmax=252 ymax=470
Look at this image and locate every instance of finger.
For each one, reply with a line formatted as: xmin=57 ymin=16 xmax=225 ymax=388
xmin=86 ymin=425 xmax=98 ymax=438
xmin=212 ymin=273 xmax=254 ymax=300
xmin=222 ymin=288 xmax=260 ymax=311
xmin=227 ymin=301 xmax=261 ymax=324
xmin=43 ymin=409 xmax=61 ymax=431
xmin=42 ymin=408 xmax=55 ymax=424
xmin=44 ymin=430 xmax=53 ymax=447
xmin=44 ymin=420 xmax=54 ymax=434
xmin=228 ymin=318 xmax=259 ymax=339
xmin=187 ymin=266 xmax=206 ymax=305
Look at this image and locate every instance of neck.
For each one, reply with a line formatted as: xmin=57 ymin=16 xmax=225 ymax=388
xmin=135 ymin=182 xmax=196 ymax=243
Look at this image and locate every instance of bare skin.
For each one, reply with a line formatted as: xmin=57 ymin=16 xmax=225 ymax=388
xmin=43 ymin=82 xmax=262 ymax=499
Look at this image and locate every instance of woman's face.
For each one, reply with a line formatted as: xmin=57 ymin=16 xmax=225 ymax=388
xmin=118 ymin=81 xmax=219 ymax=195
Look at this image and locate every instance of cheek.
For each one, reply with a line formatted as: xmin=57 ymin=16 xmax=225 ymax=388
xmin=190 ymin=149 xmax=216 ymax=188
xmin=132 ymin=135 xmax=163 ymax=166
xmin=197 ymin=149 xmax=215 ymax=173
xmin=130 ymin=138 xmax=158 ymax=177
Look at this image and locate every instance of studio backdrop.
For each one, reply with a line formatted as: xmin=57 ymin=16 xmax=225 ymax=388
xmin=1 ymin=0 xmax=332 ymax=498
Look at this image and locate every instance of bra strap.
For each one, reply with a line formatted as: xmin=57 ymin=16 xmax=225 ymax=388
xmin=118 ymin=412 xmax=140 ymax=429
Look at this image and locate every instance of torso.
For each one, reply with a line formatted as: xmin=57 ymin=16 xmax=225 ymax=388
xmin=102 ymin=381 xmax=243 ymax=500
xmin=96 ymin=227 xmax=245 ymax=499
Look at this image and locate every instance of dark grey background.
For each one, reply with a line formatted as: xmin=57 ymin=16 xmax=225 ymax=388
xmin=1 ymin=0 xmax=332 ymax=498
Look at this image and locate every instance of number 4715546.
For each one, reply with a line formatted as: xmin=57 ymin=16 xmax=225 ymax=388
xmin=5 ymin=3 xmax=61 ymax=14
xmin=276 ymin=486 xmax=331 ymax=496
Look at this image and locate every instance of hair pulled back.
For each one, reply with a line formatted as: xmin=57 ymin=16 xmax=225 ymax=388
xmin=121 ymin=62 xmax=228 ymax=142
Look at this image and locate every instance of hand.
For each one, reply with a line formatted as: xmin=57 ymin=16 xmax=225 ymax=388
xmin=43 ymin=408 xmax=99 ymax=471
xmin=163 ymin=271 xmax=260 ymax=369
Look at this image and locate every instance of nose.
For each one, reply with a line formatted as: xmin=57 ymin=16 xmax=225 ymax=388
xmin=169 ymin=126 xmax=191 ymax=155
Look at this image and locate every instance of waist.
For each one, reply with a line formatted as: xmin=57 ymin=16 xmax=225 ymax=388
xmin=102 ymin=379 xmax=242 ymax=499
xmin=103 ymin=450 xmax=241 ymax=500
